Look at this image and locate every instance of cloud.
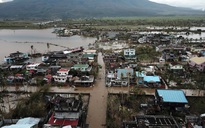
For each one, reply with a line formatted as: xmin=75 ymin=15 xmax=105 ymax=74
xmin=149 ymin=0 xmax=205 ymax=10
xmin=0 ymin=0 xmax=13 ymax=3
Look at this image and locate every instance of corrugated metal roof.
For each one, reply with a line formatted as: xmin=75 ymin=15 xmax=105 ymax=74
xmin=2 ymin=124 xmax=34 ymax=128
xmin=2 ymin=117 xmax=40 ymax=128
xmin=157 ymin=89 xmax=188 ymax=103
xmin=143 ymin=76 xmax=160 ymax=82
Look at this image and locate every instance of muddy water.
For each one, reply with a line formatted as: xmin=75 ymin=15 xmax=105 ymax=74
xmin=0 ymin=29 xmax=96 ymax=63
xmin=86 ymin=52 xmax=108 ymax=128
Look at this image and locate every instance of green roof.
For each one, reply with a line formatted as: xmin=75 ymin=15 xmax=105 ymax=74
xmin=82 ymin=54 xmax=95 ymax=58
xmin=73 ymin=64 xmax=89 ymax=68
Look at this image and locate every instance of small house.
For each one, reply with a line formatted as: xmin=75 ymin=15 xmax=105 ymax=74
xmin=143 ymin=76 xmax=161 ymax=88
xmin=74 ymin=75 xmax=94 ymax=87
xmin=71 ymin=64 xmax=92 ymax=72
xmin=124 ymin=49 xmax=136 ymax=60
xmin=26 ymin=63 xmax=41 ymax=71
xmin=52 ymin=68 xmax=70 ymax=83
xmin=169 ymin=63 xmax=184 ymax=71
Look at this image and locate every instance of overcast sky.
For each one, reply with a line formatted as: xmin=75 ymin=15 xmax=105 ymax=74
xmin=149 ymin=0 xmax=205 ymax=10
xmin=0 ymin=0 xmax=12 ymax=3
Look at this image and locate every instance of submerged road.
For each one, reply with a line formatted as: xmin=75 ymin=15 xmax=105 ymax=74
xmin=85 ymin=52 xmax=107 ymax=128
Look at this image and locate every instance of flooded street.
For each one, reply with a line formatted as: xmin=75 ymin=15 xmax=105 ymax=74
xmin=86 ymin=52 xmax=108 ymax=128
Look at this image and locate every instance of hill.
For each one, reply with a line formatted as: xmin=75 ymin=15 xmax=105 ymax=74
xmin=0 ymin=0 xmax=203 ymax=20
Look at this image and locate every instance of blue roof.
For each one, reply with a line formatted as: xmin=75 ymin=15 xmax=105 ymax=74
xmin=143 ymin=76 xmax=160 ymax=82
xmin=157 ymin=89 xmax=188 ymax=103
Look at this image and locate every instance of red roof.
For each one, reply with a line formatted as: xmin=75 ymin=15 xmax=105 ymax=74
xmin=47 ymin=113 xmax=78 ymax=127
xmin=59 ymin=68 xmax=69 ymax=72
xmin=45 ymin=74 xmax=52 ymax=79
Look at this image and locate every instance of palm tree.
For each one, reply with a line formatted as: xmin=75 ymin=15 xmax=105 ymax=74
xmin=30 ymin=45 xmax=34 ymax=55
xmin=47 ymin=43 xmax=50 ymax=52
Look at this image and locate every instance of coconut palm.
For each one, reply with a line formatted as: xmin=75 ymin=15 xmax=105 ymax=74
xmin=47 ymin=43 xmax=50 ymax=52
xmin=30 ymin=45 xmax=34 ymax=55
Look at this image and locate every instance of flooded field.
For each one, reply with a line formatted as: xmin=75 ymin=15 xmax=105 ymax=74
xmin=0 ymin=28 xmax=96 ymax=63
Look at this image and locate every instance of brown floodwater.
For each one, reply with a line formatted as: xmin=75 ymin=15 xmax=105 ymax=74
xmin=0 ymin=28 xmax=96 ymax=63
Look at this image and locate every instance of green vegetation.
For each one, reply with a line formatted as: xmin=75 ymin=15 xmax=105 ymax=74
xmin=1 ymin=15 xmax=205 ymax=29
xmin=107 ymin=89 xmax=150 ymax=128
xmin=187 ymin=97 xmax=205 ymax=115
xmin=10 ymin=85 xmax=50 ymax=118
xmin=136 ymin=45 xmax=160 ymax=62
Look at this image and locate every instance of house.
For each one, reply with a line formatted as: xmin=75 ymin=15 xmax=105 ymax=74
xmin=143 ymin=76 xmax=161 ymax=88
xmin=107 ymin=68 xmax=134 ymax=86
xmin=123 ymin=115 xmax=179 ymax=128
xmin=136 ymin=71 xmax=146 ymax=84
xmin=71 ymin=64 xmax=92 ymax=72
xmin=103 ymin=53 xmax=118 ymax=63
xmin=53 ymin=68 xmax=70 ymax=83
xmin=74 ymin=75 xmax=95 ymax=87
xmin=36 ymin=64 xmax=49 ymax=74
xmin=156 ymin=89 xmax=188 ymax=108
xmin=106 ymin=71 xmax=116 ymax=86
xmin=83 ymin=49 xmax=97 ymax=55
xmin=169 ymin=63 xmax=184 ymax=71
xmin=4 ymin=51 xmax=29 ymax=63
xmin=124 ymin=49 xmax=136 ymax=60
xmin=66 ymin=52 xmax=82 ymax=63
xmin=2 ymin=117 xmax=40 ymax=128
xmin=9 ymin=65 xmax=24 ymax=70
xmin=81 ymin=54 xmax=95 ymax=62
xmin=189 ymin=57 xmax=205 ymax=71
xmin=116 ymin=68 xmax=134 ymax=80
xmin=46 ymin=95 xmax=83 ymax=127
xmin=144 ymin=76 xmax=159 ymax=83
xmin=7 ymin=74 xmax=25 ymax=84
xmin=57 ymin=68 xmax=69 ymax=76
xmin=26 ymin=63 xmax=41 ymax=71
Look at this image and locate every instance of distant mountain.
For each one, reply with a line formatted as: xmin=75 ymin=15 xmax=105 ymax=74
xmin=0 ymin=0 xmax=204 ymax=20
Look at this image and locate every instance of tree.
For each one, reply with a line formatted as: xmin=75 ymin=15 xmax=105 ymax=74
xmin=47 ymin=43 xmax=50 ymax=52
xmin=30 ymin=45 xmax=34 ymax=55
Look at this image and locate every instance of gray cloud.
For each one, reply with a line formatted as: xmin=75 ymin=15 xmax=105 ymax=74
xmin=149 ymin=0 xmax=205 ymax=10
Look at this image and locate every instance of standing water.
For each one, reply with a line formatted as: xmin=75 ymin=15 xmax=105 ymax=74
xmin=0 ymin=28 xmax=96 ymax=63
